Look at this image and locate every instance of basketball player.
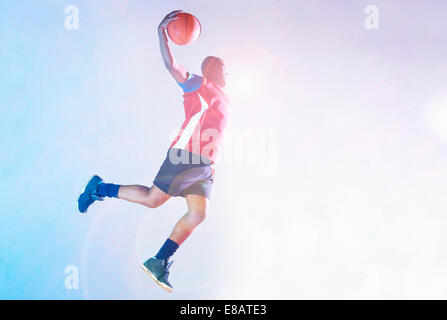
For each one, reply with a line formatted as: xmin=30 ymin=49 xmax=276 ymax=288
xmin=77 ymin=10 xmax=229 ymax=293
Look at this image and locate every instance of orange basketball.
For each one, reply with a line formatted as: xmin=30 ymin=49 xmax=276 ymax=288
xmin=167 ymin=12 xmax=202 ymax=45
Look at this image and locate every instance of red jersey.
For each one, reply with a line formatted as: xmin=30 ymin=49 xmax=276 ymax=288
xmin=170 ymin=76 xmax=229 ymax=163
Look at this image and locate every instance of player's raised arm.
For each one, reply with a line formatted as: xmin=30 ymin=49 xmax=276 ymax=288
xmin=158 ymin=11 xmax=189 ymax=83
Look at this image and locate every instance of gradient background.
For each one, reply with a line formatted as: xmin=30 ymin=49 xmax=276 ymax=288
xmin=1 ymin=0 xmax=447 ymax=299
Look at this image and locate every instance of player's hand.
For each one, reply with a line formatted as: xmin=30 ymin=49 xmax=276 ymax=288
xmin=158 ymin=10 xmax=182 ymax=32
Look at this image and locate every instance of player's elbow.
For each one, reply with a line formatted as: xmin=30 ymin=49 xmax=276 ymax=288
xmin=168 ymin=68 xmax=188 ymax=84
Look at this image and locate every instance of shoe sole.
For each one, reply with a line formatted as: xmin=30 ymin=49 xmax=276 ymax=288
xmin=140 ymin=264 xmax=173 ymax=293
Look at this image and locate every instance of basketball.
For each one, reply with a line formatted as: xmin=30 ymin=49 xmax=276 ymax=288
xmin=167 ymin=12 xmax=202 ymax=45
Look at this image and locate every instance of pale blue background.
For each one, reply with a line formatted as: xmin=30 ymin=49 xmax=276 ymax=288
xmin=1 ymin=1 xmax=447 ymax=299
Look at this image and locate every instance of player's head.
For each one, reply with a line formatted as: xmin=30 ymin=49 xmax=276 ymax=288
xmin=201 ymin=56 xmax=227 ymax=87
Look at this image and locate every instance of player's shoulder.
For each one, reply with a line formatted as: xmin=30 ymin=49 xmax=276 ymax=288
xmin=177 ymin=73 xmax=203 ymax=93
xmin=204 ymin=78 xmax=229 ymax=99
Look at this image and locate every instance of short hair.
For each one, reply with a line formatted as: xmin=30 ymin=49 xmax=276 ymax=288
xmin=201 ymin=56 xmax=224 ymax=76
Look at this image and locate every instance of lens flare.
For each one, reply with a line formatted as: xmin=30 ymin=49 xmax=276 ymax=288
xmin=428 ymin=98 xmax=447 ymax=140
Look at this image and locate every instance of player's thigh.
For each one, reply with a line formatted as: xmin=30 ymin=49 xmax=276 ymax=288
xmin=146 ymin=185 xmax=171 ymax=208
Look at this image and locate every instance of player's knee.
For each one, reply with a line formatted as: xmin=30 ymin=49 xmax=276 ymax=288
xmin=190 ymin=209 xmax=206 ymax=225
xmin=144 ymin=197 xmax=162 ymax=209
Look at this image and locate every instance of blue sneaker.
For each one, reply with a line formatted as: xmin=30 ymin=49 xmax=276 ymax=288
xmin=77 ymin=175 xmax=104 ymax=213
xmin=141 ymin=257 xmax=174 ymax=293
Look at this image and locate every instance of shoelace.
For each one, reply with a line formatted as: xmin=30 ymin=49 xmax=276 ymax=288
xmin=164 ymin=260 xmax=173 ymax=273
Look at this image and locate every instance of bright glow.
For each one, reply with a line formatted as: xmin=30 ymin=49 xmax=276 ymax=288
xmin=227 ymin=70 xmax=261 ymax=101
xmin=220 ymin=43 xmax=283 ymax=105
xmin=2 ymin=1 xmax=447 ymax=300
xmin=428 ymin=98 xmax=447 ymax=140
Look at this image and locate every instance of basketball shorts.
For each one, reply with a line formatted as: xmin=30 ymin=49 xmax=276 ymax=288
xmin=153 ymin=148 xmax=214 ymax=199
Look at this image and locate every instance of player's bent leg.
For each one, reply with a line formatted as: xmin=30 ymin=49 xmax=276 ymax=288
xmin=169 ymin=194 xmax=208 ymax=245
xmin=78 ymin=175 xmax=171 ymax=213
xmin=141 ymin=195 xmax=208 ymax=292
xmin=118 ymin=184 xmax=170 ymax=208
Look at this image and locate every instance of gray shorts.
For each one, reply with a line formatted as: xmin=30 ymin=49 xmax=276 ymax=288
xmin=153 ymin=149 xmax=214 ymax=198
